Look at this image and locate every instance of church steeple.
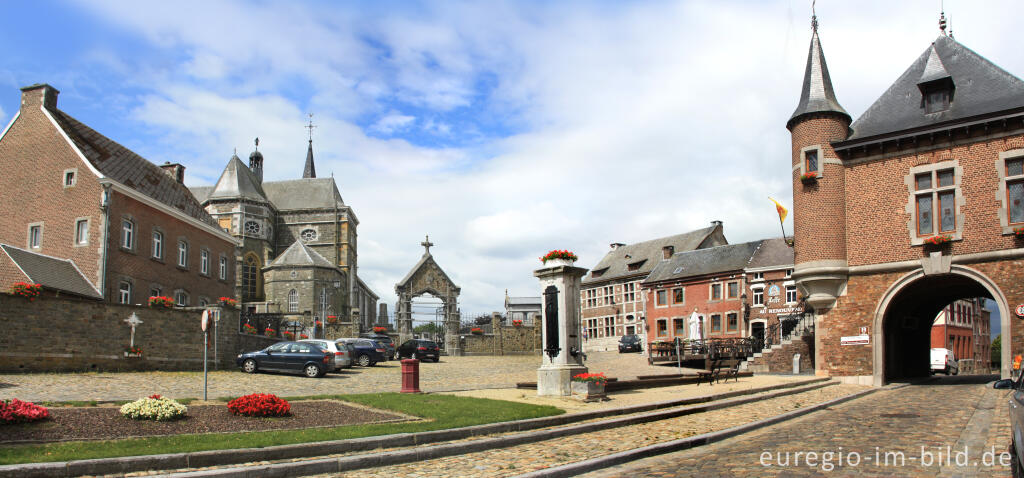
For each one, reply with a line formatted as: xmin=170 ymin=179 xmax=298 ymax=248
xmin=248 ymin=137 xmax=263 ymax=184
xmin=303 ymin=114 xmax=317 ymax=179
xmin=786 ymin=13 xmax=850 ymax=131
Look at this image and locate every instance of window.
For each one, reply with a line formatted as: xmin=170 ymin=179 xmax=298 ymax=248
xmin=584 ymin=289 xmax=597 ymax=308
xmin=602 ymin=286 xmax=613 ymax=305
xmin=177 ymin=241 xmax=189 ymax=268
xmin=785 ymin=285 xmax=798 ymax=304
xmin=174 ymin=290 xmax=189 ymax=306
xmin=710 ymin=314 xmax=722 ymax=332
xmin=1004 ymin=155 xmax=1024 ymax=226
xmin=63 ymin=169 xmax=76 ymax=187
xmin=75 ymin=219 xmax=88 ymax=245
xmin=915 ymin=169 xmax=956 ymax=236
xmin=200 ymin=250 xmax=210 ymax=275
xmin=800 ymin=146 xmax=823 ymax=177
xmin=673 ymin=318 xmax=684 ymax=336
xmin=805 ymin=149 xmax=818 ymax=173
xmin=288 ymin=289 xmax=298 ymax=312
xmin=727 ymin=312 xmax=738 ymax=331
xmin=752 ymin=286 xmax=764 ymax=306
xmin=924 ymin=88 xmax=951 ymax=114
xmin=118 ymin=281 xmax=131 ymax=304
xmin=727 ymin=282 xmax=739 ymax=299
xmin=150 ymin=286 xmax=162 ymax=298
xmin=711 ymin=283 xmax=722 ymax=300
xmin=751 ymin=272 xmax=764 ymax=281
xmin=28 ymin=224 xmax=42 ymax=249
xmin=199 ymin=297 xmax=209 ymax=307
xmin=152 ymin=231 xmax=163 ymax=259
xmin=244 ymin=220 xmax=261 ymax=236
xmin=300 ymin=228 xmax=317 ymax=242
xmin=219 ymin=256 xmax=228 ymax=280
xmin=672 ymin=287 xmax=684 ymax=304
xmin=656 ymin=290 xmax=668 ymax=306
xmin=122 ymin=220 xmax=134 ymax=249
xmin=623 ymin=282 xmax=636 ymax=302
xmin=657 ymin=319 xmax=667 ymax=337
xmin=785 ymin=269 xmax=793 ymax=278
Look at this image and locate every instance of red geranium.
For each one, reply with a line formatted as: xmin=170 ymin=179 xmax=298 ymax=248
xmin=0 ymin=399 xmax=49 ymax=424
xmin=540 ymin=250 xmax=578 ymax=264
xmin=11 ymin=282 xmax=42 ymax=301
xmin=227 ymin=393 xmax=290 ymax=417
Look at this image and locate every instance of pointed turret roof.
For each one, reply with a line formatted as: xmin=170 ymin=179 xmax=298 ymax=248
xmin=207 ymin=153 xmax=268 ymax=202
xmin=787 ymin=25 xmax=850 ymax=130
xmin=266 ymin=240 xmax=335 ymax=269
xmin=303 ymin=140 xmax=316 ymax=179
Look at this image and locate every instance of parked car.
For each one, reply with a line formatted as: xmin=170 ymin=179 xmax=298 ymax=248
xmin=299 ymin=339 xmax=352 ymax=370
xmin=360 ymin=333 xmax=396 ymax=360
xmin=931 ymin=348 xmax=959 ymax=375
xmin=397 ymin=339 xmax=440 ymax=362
xmin=993 ymin=377 xmax=1024 ymax=476
xmin=237 ymin=341 xmax=334 ymax=378
xmin=336 ymin=338 xmax=387 ymax=366
xmin=618 ymin=334 xmax=643 ymax=353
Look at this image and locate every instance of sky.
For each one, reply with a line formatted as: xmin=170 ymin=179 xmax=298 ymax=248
xmin=1 ymin=0 xmax=1021 ymax=321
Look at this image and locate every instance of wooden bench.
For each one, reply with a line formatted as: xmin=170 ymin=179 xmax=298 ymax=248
xmin=696 ymin=359 xmax=721 ymax=386
xmin=717 ymin=359 xmax=741 ymax=383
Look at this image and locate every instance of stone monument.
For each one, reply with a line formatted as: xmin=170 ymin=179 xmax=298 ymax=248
xmin=534 ymin=259 xmax=588 ymax=396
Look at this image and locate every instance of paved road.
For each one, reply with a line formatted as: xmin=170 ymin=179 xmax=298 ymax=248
xmin=583 ymin=375 xmax=1011 ymax=477
xmin=0 ymin=351 xmax=659 ymax=402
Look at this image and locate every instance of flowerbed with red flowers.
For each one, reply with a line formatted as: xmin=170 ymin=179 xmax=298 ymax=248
xmin=373 ymin=326 xmax=388 ymax=333
xmin=218 ymin=297 xmax=238 ymax=307
xmin=264 ymin=327 xmax=276 ymax=338
xmin=470 ymin=327 xmax=484 ymax=335
xmin=242 ymin=323 xmax=258 ymax=334
xmin=148 ymin=296 xmax=174 ymax=308
xmin=512 ymin=319 xmax=523 ymax=327
xmin=924 ymin=235 xmax=952 ymax=246
xmin=572 ymin=372 xmax=607 ymax=386
xmin=11 ymin=282 xmax=42 ymax=301
xmin=0 ymin=399 xmax=49 ymax=424
xmin=540 ymin=249 xmax=578 ymax=264
xmin=226 ymin=393 xmax=290 ymax=417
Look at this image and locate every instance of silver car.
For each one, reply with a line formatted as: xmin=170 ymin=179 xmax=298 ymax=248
xmin=299 ymin=339 xmax=352 ymax=370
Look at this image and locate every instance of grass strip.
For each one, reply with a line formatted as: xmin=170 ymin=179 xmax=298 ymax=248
xmin=0 ymin=393 xmax=562 ymax=465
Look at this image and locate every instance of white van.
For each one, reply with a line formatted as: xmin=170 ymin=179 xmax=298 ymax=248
xmin=930 ymin=348 xmax=958 ymax=375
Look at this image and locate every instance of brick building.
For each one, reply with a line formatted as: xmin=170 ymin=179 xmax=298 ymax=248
xmin=0 ymin=84 xmax=237 ymax=305
xmin=930 ymin=297 xmax=991 ymax=371
xmin=788 ymin=16 xmax=1023 ymax=385
xmin=579 ymin=222 xmax=727 ymax=352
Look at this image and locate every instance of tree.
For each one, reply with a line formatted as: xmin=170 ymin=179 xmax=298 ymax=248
xmin=992 ymin=335 xmax=1002 ymax=367
xmin=414 ymin=322 xmax=440 ymax=334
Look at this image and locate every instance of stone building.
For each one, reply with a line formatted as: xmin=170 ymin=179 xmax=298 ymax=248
xmin=788 ymin=14 xmax=1024 ymax=385
xmin=930 ymin=297 xmax=990 ymax=371
xmin=191 ymin=138 xmax=378 ymax=333
xmin=580 ymin=222 xmax=727 ymax=352
xmin=504 ymin=291 xmax=540 ymax=326
xmin=0 ymin=84 xmax=237 ymax=305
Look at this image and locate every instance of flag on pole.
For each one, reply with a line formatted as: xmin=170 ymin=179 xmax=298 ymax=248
xmin=769 ymin=197 xmax=788 ymax=223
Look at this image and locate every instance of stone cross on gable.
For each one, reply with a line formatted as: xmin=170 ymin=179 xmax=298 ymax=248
xmin=125 ymin=312 xmax=143 ymax=347
xmin=421 ymin=235 xmax=434 ymax=255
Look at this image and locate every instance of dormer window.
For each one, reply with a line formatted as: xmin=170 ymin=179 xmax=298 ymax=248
xmin=922 ymin=86 xmax=952 ymax=114
xmin=917 ymin=45 xmax=955 ymax=115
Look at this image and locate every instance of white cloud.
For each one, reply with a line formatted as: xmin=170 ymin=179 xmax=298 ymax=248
xmin=369 ymin=111 xmax=416 ymax=135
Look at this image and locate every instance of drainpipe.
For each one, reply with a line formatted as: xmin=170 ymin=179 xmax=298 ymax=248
xmin=99 ymin=184 xmax=112 ymax=300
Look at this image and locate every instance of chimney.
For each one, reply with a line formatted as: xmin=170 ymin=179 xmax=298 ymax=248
xmin=610 ymin=242 xmax=626 ymax=250
xmin=710 ymin=220 xmax=722 ymax=227
xmin=160 ymin=162 xmax=186 ymax=184
xmin=662 ymin=245 xmax=674 ymax=259
xmin=20 ymin=83 xmax=59 ymax=110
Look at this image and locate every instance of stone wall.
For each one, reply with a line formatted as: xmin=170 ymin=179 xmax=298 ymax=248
xmin=461 ymin=321 xmax=542 ymax=356
xmin=746 ymin=335 xmax=814 ymax=373
xmin=0 ymin=293 xmax=277 ymax=372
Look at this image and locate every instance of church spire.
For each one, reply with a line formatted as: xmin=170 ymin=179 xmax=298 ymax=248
xmin=303 ymin=113 xmax=317 ymax=179
xmin=786 ymin=9 xmax=851 ymax=131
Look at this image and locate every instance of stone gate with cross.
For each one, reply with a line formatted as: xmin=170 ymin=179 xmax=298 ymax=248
xmin=395 ymin=236 xmax=462 ymax=355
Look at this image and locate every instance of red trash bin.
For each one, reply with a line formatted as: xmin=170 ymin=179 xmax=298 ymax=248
xmin=400 ymin=358 xmax=421 ymax=393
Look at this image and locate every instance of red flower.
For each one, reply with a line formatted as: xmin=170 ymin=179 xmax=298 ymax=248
xmin=227 ymin=393 xmax=290 ymax=417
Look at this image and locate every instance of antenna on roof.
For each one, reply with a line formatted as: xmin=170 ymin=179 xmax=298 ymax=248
xmin=811 ymin=0 xmax=818 ymax=33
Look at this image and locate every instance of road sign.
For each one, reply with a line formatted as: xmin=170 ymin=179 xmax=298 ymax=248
xmin=201 ymin=310 xmax=210 ymax=332
xmin=1016 ymin=304 xmax=1024 ymax=317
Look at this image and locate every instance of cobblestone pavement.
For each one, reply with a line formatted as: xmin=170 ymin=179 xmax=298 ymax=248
xmin=0 ymin=351 xmax=665 ymax=402
xmin=311 ymin=383 xmax=868 ymax=478
xmin=582 ymin=374 xmax=1011 ymax=477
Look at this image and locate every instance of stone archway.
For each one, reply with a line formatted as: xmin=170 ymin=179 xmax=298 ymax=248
xmin=871 ymin=265 xmax=1011 ymax=386
xmin=394 ymin=236 xmax=462 ymax=355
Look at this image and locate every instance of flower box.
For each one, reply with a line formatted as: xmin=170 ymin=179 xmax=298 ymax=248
xmin=218 ymin=297 xmax=238 ymax=307
xmin=282 ymin=331 xmax=295 ymax=340
xmin=470 ymin=327 xmax=484 ymax=335
xmin=800 ymin=171 xmax=818 ymax=184
xmin=264 ymin=328 xmax=276 ymax=338
xmin=571 ymin=373 xmax=607 ymax=401
xmin=327 ymin=316 xmax=339 ymax=325
xmin=373 ymin=326 xmax=388 ymax=333
xmin=242 ymin=323 xmax=258 ymax=335
xmin=1014 ymin=227 xmax=1024 ymax=238
xmin=148 ymin=296 xmax=174 ymax=308
xmin=512 ymin=319 xmax=523 ymax=327
xmin=124 ymin=345 xmax=143 ymax=358
xmin=540 ymin=249 xmax=578 ymax=265
xmin=11 ymin=282 xmax=42 ymax=301
xmin=924 ymin=235 xmax=952 ymax=246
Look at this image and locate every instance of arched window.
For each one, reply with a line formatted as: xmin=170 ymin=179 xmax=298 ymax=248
xmin=242 ymin=254 xmax=260 ymax=299
xmin=288 ymin=289 xmax=299 ymax=313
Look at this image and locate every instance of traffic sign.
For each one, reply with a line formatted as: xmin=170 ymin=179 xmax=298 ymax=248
xmin=201 ymin=310 xmax=210 ymax=332
xmin=1016 ymin=304 xmax=1024 ymax=317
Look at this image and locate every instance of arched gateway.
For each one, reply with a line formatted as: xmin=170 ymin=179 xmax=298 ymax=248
xmin=395 ymin=236 xmax=462 ymax=355
xmin=787 ymin=16 xmax=1024 ymax=385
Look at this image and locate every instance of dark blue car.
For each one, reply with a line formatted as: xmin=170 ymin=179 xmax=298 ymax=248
xmin=336 ymin=338 xmax=386 ymax=367
xmin=237 ymin=341 xmax=335 ymax=378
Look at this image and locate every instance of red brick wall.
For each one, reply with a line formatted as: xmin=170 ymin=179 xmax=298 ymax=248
xmin=790 ymin=115 xmax=850 ymax=265
xmin=644 ymin=274 xmax=745 ymax=344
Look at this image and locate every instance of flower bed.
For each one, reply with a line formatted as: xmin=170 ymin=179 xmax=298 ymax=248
xmin=572 ymin=372 xmax=608 ymax=386
xmin=218 ymin=297 xmax=238 ymax=307
xmin=0 ymin=399 xmax=49 ymax=424
xmin=242 ymin=323 xmax=258 ymax=334
xmin=540 ymin=249 xmax=578 ymax=264
xmin=470 ymin=327 xmax=484 ymax=335
xmin=227 ymin=393 xmax=290 ymax=417
xmin=11 ymin=282 xmax=42 ymax=301
xmin=120 ymin=395 xmax=187 ymax=421
xmin=148 ymin=296 xmax=174 ymax=308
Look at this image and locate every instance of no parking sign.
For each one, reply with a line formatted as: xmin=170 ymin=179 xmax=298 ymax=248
xmin=1016 ymin=304 xmax=1024 ymax=317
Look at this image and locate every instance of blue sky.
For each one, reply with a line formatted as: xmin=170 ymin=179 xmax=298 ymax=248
xmin=1 ymin=1 xmax=1021 ymax=321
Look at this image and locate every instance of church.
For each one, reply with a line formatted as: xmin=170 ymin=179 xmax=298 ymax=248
xmin=190 ymin=136 xmax=379 ymax=332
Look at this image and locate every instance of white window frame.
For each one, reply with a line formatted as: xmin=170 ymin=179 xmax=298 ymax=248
xmin=785 ymin=283 xmax=798 ymax=304
xmin=997 ymin=149 xmax=1024 ymax=234
xmin=219 ymin=255 xmax=228 ymax=280
xmin=288 ymin=289 xmax=299 ymax=313
xmin=28 ymin=223 xmax=42 ymax=249
xmin=74 ymin=218 xmax=89 ymax=246
xmin=118 ymin=280 xmax=132 ymax=304
xmin=152 ymin=230 xmax=163 ymax=259
xmin=177 ymin=240 xmax=189 ymax=268
xmin=200 ymin=249 xmax=210 ymax=275
xmin=122 ymin=219 xmax=134 ymax=250
xmin=174 ymin=289 xmax=189 ymax=306
xmin=751 ymin=285 xmax=765 ymax=306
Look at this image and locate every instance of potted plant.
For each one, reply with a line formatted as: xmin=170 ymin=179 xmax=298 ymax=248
xmin=470 ymin=327 xmax=484 ymax=335
xmin=512 ymin=319 xmax=524 ymax=327
xmin=1014 ymin=226 xmax=1024 ymax=238
xmin=124 ymin=345 xmax=143 ymax=358
xmin=924 ymin=234 xmax=952 ymax=246
xmin=242 ymin=323 xmax=258 ymax=334
xmin=373 ymin=326 xmax=388 ymax=333
xmin=148 ymin=296 xmax=174 ymax=308
xmin=264 ymin=327 xmax=276 ymax=338
xmin=540 ymin=249 xmax=578 ymax=266
xmin=11 ymin=282 xmax=42 ymax=301
xmin=218 ymin=296 xmax=238 ymax=307
xmin=282 ymin=331 xmax=295 ymax=340
xmin=800 ymin=171 xmax=818 ymax=184
xmin=326 ymin=315 xmax=339 ymax=325
xmin=299 ymin=333 xmax=309 ymax=339
xmin=571 ymin=372 xmax=608 ymax=401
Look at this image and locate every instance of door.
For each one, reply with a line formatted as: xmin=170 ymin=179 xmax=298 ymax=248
xmin=262 ymin=342 xmax=289 ymax=371
xmin=751 ymin=322 xmax=765 ymax=354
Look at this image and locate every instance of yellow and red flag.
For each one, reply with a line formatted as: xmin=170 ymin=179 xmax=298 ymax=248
xmin=769 ymin=197 xmax=788 ymax=223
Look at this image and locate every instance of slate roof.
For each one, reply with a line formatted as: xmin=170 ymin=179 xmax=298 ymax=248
xmin=845 ymin=35 xmax=1024 ymax=142
xmin=787 ymin=29 xmax=850 ymax=130
xmin=303 ymin=140 xmax=316 ymax=179
xmin=0 ymin=244 xmax=102 ymax=299
xmin=507 ymin=297 xmax=540 ymax=306
xmin=745 ymin=237 xmax=794 ymax=270
xmin=206 ymin=154 xmax=268 ymax=203
xmin=642 ymin=240 xmax=762 ymax=285
xmin=582 ymin=224 xmax=725 ymax=285
xmin=46 ymin=109 xmax=217 ymax=227
xmin=262 ymin=178 xmax=345 ymax=210
xmin=265 ymin=240 xmax=335 ymax=269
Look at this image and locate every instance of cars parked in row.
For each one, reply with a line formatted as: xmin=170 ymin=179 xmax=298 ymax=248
xmin=360 ymin=333 xmax=396 ymax=360
xmin=336 ymin=338 xmax=387 ymax=366
xmin=236 ymin=341 xmax=335 ymax=378
xmin=299 ymin=339 xmax=352 ymax=370
xmin=397 ymin=339 xmax=440 ymax=362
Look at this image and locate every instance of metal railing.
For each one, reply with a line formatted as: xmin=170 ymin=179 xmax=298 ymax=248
xmin=239 ymin=311 xmax=284 ymax=337
xmin=752 ymin=312 xmax=814 ymax=355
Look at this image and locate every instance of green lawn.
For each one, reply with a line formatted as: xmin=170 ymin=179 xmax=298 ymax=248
xmin=0 ymin=393 xmax=563 ymax=465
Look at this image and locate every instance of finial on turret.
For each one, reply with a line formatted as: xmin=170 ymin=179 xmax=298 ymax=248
xmin=811 ymin=0 xmax=818 ymax=33
xmin=939 ymin=10 xmax=947 ymax=36
xmin=254 ymin=137 xmax=259 ymax=151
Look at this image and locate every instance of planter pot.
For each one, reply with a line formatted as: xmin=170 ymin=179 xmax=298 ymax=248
xmin=571 ymin=381 xmax=606 ymax=401
xmin=800 ymin=176 xmax=817 ymax=185
xmin=123 ymin=352 xmax=142 ymax=358
xmin=543 ymin=258 xmax=576 ymax=267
